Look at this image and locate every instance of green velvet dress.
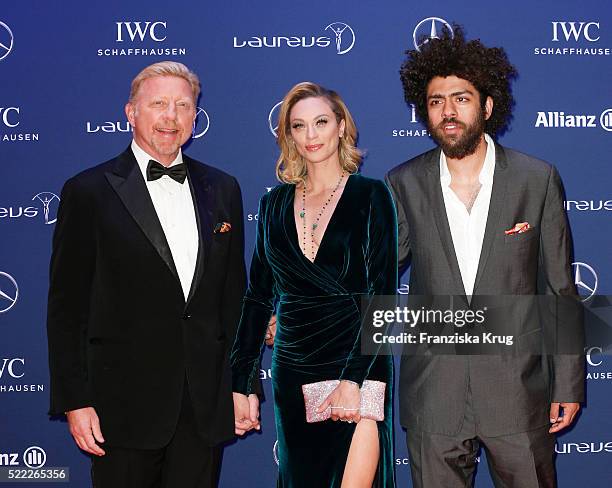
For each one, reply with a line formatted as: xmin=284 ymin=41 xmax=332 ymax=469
xmin=232 ymin=174 xmax=397 ymax=487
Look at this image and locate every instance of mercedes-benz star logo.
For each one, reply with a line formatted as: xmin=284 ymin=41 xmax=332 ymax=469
xmin=573 ymin=262 xmax=598 ymax=302
xmin=0 ymin=271 xmax=19 ymax=313
xmin=268 ymin=101 xmax=283 ymax=137
xmin=0 ymin=21 xmax=14 ymax=61
xmin=324 ymin=22 xmax=355 ymax=55
xmin=32 ymin=192 xmax=60 ymax=225
xmin=193 ymin=107 xmax=210 ymax=139
xmin=413 ymin=17 xmax=453 ymax=52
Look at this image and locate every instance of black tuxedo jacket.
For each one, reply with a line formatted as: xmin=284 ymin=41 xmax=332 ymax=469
xmin=47 ymin=147 xmax=246 ymax=448
xmin=386 ymin=143 xmax=584 ymax=437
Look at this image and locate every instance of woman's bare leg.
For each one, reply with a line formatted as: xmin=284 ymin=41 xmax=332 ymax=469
xmin=341 ymin=419 xmax=380 ymax=488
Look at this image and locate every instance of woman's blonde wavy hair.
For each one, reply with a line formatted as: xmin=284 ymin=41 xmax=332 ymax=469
xmin=275 ymin=82 xmax=362 ymax=184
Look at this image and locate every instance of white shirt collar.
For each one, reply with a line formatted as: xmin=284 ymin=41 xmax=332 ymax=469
xmin=131 ymin=139 xmax=184 ymax=182
xmin=440 ymin=133 xmax=496 ymax=187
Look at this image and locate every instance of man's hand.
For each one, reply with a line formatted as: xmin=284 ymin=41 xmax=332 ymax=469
xmin=66 ymin=407 xmax=105 ymax=456
xmin=265 ymin=315 xmax=277 ymax=347
xmin=549 ymin=402 xmax=580 ymax=433
xmin=233 ymin=392 xmax=260 ymax=435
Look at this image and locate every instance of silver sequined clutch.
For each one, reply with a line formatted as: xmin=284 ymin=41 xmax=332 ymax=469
xmin=301 ymin=380 xmax=386 ymax=423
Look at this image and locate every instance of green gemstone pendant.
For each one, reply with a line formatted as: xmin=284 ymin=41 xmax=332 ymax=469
xmin=299 ymin=211 xmax=305 ymax=218
xmin=312 ymin=223 xmax=318 ymax=230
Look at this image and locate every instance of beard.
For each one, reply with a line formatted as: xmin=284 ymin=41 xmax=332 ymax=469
xmin=428 ymin=109 xmax=486 ymax=159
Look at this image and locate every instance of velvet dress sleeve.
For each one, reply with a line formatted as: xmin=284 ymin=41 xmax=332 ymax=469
xmin=339 ymin=180 xmax=398 ymax=385
xmin=231 ymin=192 xmax=276 ymax=395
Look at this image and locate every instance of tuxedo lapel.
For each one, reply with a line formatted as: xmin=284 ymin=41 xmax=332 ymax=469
xmin=105 ymin=148 xmax=180 ymax=283
xmin=473 ymin=143 xmax=509 ymax=294
xmin=185 ymin=157 xmax=214 ymax=305
xmin=425 ymin=150 xmax=467 ymax=297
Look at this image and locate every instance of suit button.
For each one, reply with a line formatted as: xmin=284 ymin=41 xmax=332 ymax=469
xmin=182 ymin=313 xmax=192 ymax=320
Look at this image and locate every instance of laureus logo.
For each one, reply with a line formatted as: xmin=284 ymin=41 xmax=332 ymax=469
xmin=233 ymin=22 xmax=356 ymax=55
xmin=0 ymin=192 xmax=60 ymax=224
xmin=413 ymin=17 xmax=453 ymax=52
xmin=324 ymin=22 xmax=356 ymax=55
xmin=32 ymin=192 xmax=60 ymax=224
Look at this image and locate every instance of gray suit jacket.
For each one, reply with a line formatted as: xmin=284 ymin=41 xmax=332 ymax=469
xmin=385 ymin=142 xmax=584 ymax=437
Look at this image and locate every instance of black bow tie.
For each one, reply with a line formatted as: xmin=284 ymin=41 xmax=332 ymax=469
xmin=146 ymin=160 xmax=187 ymax=184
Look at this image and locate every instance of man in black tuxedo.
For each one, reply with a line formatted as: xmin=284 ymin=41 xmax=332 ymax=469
xmin=47 ymin=61 xmax=253 ymax=487
xmin=385 ymin=27 xmax=584 ymax=487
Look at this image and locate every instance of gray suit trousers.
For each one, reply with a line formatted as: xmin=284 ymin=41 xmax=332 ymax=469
xmin=405 ymin=386 xmax=556 ymax=488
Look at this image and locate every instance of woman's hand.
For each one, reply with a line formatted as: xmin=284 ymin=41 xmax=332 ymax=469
xmin=317 ymin=380 xmax=361 ymax=423
xmin=233 ymin=392 xmax=260 ymax=435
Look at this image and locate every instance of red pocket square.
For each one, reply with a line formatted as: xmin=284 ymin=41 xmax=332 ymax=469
xmin=504 ymin=222 xmax=531 ymax=235
xmin=214 ymin=222 xmax=231 ymax=233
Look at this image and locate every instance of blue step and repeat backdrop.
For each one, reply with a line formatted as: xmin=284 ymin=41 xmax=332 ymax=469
xmin=1 ymin=0 xmax=611 ymax=486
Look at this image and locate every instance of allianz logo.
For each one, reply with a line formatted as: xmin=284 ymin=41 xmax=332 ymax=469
xmin=86 ymin=121 xmax=132 ymax=133
xmin=0 ymin=447 xmax=46 ymax=469
xmin=0 ymin=452 xmax=19 ymax=466
xmin=535 ymin=112 xmax=597 ymax=128
xmin=535 ymin=108 xmax=612 ymax=131
xmin=555 ymin=441 xmax=612 ymax=454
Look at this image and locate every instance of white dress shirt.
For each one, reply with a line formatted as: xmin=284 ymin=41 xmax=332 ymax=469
xmin=132 ymin=140 xmax=199 ymax=300
xmin=440 ymin=133 xmax=496 ymax=297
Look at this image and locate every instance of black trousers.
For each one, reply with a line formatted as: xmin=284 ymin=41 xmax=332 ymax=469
xmin=406 ymin=387 xmax=556 ymax=488
xmin=91 ymin=384 xmax=222 ymax=488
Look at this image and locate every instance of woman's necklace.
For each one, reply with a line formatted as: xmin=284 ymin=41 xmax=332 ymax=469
xmin=300 ymin=171 xmax=345 ymax=262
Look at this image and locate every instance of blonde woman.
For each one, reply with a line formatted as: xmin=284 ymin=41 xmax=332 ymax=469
xmin=231 ymin=82 xmax=396 ymax=487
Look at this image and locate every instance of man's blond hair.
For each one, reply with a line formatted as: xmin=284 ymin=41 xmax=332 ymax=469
xmin=129 ymin=61 xmax=200 ymax=103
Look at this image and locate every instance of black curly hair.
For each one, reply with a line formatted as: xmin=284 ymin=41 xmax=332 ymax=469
xmin=400 ymin=24 xmax=518 ymax=136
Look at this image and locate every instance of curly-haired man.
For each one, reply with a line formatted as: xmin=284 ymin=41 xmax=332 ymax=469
xmin=385 ymin=26 xmax=584 ymax=488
